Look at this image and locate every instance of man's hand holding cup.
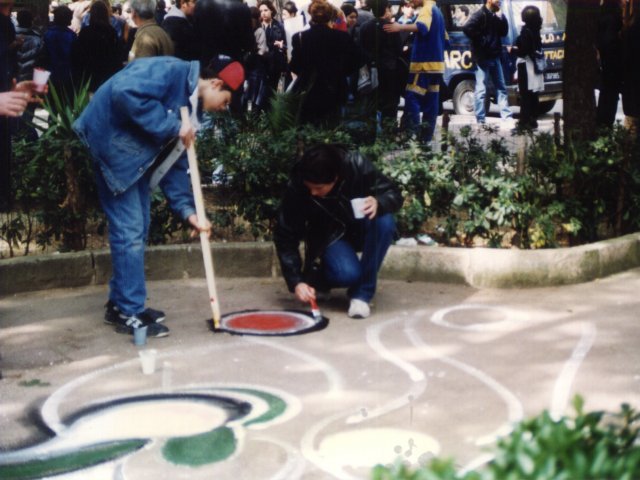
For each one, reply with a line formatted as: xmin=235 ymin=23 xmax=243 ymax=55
xmin=32 ymin=68 xmax=51 ymax=94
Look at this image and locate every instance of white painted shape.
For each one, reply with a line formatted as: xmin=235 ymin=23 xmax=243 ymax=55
xmin=317 ymin=428 xmax=440 ymax=469
xmin=346 ymin=316 xmax=427 ymax=424
xmin=365 ymin=318 xmax=426 ymax=383
xmin=248 ymin=337 xmax=345 ymax=395
xmin=41 ymin=361 xmax=132 ymax=435
xmin=550 ymin=322 xmax=597 ymax=420
xmin=431 ymin=304 xmax=529 ymax=332
xmin=66 ymin=400 xmax=228 ymax=443
xmin=409 ymin=308 xmax=524 ymax=446
xmin=41 ymin=341 xmax=287 ymax=435
xmin=301 ymin=410 xmax=362 ymax=480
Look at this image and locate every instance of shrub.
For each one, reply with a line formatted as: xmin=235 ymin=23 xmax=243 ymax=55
xmin=372 ymin=396 xmax=640 ymax=480
xmin=194 ymin=116 xmax=640 ymax=248
xmin=4 ymin=91 xmax=639 ymax=255
xmin=6 ymin=82 xmax=202 ymax=255
xmin=374 ymin=142 xmax=438 ymax=236
xmin=11 ymin=81 xmax=98 ymax=252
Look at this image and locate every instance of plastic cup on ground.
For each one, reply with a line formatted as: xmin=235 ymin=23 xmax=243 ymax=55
xmin=133 ymin=326 xmax=148 ymax=346
xmin=139 ymin=349 xmax=157 ymax=375
xmin=351 ymin=197 xmax=366 ymax=219
xmin=32 ymin=68 xmax=51 ymax=93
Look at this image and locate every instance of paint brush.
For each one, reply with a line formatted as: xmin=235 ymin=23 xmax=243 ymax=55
xmin=309 ymin=298 xmax=322 ymax=322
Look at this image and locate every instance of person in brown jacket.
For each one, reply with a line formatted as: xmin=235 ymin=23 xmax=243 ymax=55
xmin=129 ymin=0 xmax=174 ymax=60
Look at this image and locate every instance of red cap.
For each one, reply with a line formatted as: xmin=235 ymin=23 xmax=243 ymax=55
xmin=218 ymin=61 xmax=245 ymax=92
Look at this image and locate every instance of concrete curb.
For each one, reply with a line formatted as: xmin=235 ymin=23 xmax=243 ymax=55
xmin=1 ymin=233 xmax=640 ymax=295
xmin=380 ymin=232 xmax=640 ymax=287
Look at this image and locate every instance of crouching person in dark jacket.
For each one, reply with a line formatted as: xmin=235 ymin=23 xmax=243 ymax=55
xmin=274 ymin=144 xmax=403 ymax=319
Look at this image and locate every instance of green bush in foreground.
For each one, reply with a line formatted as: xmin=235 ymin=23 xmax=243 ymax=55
xmin=372 ymin=396 xmax=640 ymax=480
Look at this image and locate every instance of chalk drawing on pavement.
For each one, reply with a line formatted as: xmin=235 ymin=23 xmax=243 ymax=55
xmin=0 ymin=300 xmax=597 ymax=479
xmin=0 ymin=387 xmax=293 ymax=479
xmin=550 ymin=322 xmax=597 ymax=420
xmin=217 ymin=309 xmax=328 ymax=336
xmin=431 ymin=304 xmax=529 ymax=332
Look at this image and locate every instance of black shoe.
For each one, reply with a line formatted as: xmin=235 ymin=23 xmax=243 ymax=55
xmin=112 ymin=313 xmax=170 ymax=337
xmin=105 ymin=300 xmax=166 ymax=324
xmin=139 ymin=306 xmax=166 ymax=323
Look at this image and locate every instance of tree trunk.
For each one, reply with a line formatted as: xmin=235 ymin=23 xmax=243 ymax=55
xmin=563 ymin=0 xmax=599 ymax=142
xmin=60 ymin=146 xmax=86 ymax=251
xmin=623 ymin=0 xmax=640 ymax=137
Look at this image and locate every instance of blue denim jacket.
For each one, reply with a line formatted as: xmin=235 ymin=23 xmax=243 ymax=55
xmin=73 ymin=56 xmax=199 ymax=220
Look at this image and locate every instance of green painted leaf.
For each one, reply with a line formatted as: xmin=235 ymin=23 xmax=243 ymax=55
xmin=0 ymin=440 xmax=146 ymax=480
xmin=18 ymin=379 xmax=51 ymax=388
xmin=162 ymin=427 xmax=236 ymax=466
xmin=223 ymin=388 xmax=287 ymax=427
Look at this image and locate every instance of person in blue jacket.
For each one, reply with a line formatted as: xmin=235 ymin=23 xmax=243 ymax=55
xmin=73 ymin=55 xmax=244 ymax=338
xmin=384 ymin=0 xmax=448 ymax=143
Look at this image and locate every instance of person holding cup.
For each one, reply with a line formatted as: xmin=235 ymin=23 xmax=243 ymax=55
xmin=1 ymin=79 xmax=43 ymax=211
xmin=0 ymin=81 xmax=40 ymax=117
xmin=274 ymin=143 xmax=403 ymax=319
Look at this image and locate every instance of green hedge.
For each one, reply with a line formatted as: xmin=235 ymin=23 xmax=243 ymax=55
xmin=4 ymin=90 xmax=640 ymax=256
xmin=371 ymin=396 xmax=640 ymax=480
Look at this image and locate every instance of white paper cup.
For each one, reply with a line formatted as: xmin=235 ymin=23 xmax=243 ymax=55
xmin=32 ymin=68 xmax=51 ymax=93
xmin=138 ymin=349 xmax=157 ymax=375
xmin=351 ymin=197 xmax=366 ymax=219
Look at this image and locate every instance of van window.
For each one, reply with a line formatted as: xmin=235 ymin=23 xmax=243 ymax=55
xmin=511 ymin=0 xmax=560 ymax=30
xmin=448 ymin=3 xmax=482 ymax=29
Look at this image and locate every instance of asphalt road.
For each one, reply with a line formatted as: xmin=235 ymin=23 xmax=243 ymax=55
xmin=439 ymin=95 xmax=626 ymax=137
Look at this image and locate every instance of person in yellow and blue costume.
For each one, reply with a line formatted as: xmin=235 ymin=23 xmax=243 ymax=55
xmin=384 ymin=0 xmax=448 ymax=143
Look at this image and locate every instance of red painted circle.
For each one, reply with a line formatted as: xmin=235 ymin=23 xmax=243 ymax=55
xmin=225 ymin=312 xmax=305 ymax=331
xmin=219 ymin=310 xmax=326 ymax=336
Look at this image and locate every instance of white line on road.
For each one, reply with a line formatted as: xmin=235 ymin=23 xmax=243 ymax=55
xmin=550 ymin=322 xmax=597 ymax=420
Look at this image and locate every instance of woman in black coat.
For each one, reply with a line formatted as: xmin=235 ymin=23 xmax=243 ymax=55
xmin=193 ymin=0 xmax=254 ymax=62
xmin=358 ymin=0 xmax=403 ymax=123
xmin=290 ymin=1 xmax=361 ymax=124
xmin=510 ymin=5 xmax=544 ymax=130
xmin=258 ymin=0 xmax=287 ymax=97
xmin=72 ymin=0 xmax=122 ymax=92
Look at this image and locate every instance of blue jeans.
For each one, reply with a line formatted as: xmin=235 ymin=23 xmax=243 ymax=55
xmin=405 ymin=88 xmax=440 ymax=143
xmin=321 ymin=213 xmax=396 ymax=302
xmin=95 ymin=170 xmax=150 ymax=316
xmin=474 ymin=58 xmax=512 ymax=123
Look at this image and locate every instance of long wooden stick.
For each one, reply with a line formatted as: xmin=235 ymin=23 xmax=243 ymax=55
xmin=180 ymin=107 xmax=221 ymax=328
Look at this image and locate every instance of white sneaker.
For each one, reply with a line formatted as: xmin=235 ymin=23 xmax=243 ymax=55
xmin=348 ymin=299 xmax=370 ymax=319
xmin=501 ymin=117 xmax=516 ymax=130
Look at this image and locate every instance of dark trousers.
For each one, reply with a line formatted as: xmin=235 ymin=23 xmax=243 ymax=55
xmin=376 ymin=67 xmax=402 ymax=121
xmin=321 ymin=213 xmax=396 ymax=302
xmin=517 ymin=63 xmax=539 ymax=129
xmin=597 ymin=57 xmax=622 ymax=128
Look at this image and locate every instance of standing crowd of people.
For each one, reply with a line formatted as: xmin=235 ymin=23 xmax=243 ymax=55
xmin=3 ymin=0 xmax=639 ymax=145
xmin=2 ymin=0 xmax=639 ymax=144
xmin=248 ymin=0 xmax=451 ymax=143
